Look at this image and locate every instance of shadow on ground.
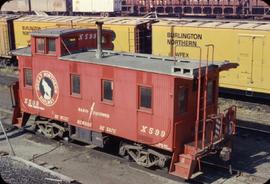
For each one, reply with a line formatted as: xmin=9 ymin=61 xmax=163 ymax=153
xmin=190 ymin=127 xmax=270 ymax=183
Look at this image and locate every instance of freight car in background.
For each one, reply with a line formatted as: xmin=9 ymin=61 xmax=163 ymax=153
xmin=0 ymin=14 xmax=20 ymax=66
xmin=1 ymin=0 xmax=70 ymax=15
xmin=122 ymin=0 xmax=270 ymax=19
xmin=2 ymin=14 xmax=270 ymax=99
xmin=152 ymin=19 xmax=270 ymax=99
xmin=1 ymin=0 xmax=121 ymax=16
xmin=13 ymin=15 xmax=153 ymax=53
xmin=1 ymin=0 xmax=270 ymax=19
xmin=72 ymin=0 xmax=122 ymax=16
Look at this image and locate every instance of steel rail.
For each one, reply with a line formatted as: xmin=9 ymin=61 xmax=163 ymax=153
xmin=236 ymin=125 xmax=270 ymax=135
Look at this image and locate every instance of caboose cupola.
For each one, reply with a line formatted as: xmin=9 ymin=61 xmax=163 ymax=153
xmin=30 ymin=28 xmax=104 ymax=57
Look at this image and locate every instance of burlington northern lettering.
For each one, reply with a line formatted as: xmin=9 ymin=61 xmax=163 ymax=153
xmin=167 ymin=32 xmax=203 ymax=48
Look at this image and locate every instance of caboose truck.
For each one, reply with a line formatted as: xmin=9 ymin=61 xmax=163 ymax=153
xmin=10 ymin=22 xmax=238 ymax=179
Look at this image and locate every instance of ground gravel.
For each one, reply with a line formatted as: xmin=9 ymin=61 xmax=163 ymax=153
xmin=0 ymin=156 xmax=72 ymax=184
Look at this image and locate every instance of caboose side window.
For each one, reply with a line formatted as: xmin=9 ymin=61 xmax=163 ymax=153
xmin=48 ymin=38 xmax=56 ymax=54
xmin=102 ymin=80 xmax=113 ymax=101
xmin=139 ymin=86 xmax=152 ymax=109
xmin=177 ymin=87 xmax=188 ymax=114
xmin=71 ymin=74 xmax=80 ymax=96
xmin=24 ymin=68 xmax=32 ymax=87
xmin=36 ymin=38 xmax=45 ymax=53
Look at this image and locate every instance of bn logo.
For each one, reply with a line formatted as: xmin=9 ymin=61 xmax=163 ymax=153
xmin=35 ymin=71 xmax=59 ymax=107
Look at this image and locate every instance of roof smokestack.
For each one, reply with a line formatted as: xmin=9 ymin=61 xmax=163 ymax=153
xmin=96 ymin=21 xmax=103 ymax=59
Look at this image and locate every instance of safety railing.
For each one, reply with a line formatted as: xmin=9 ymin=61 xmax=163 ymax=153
xmin=200 ymin=105 xmax=237 ymax=150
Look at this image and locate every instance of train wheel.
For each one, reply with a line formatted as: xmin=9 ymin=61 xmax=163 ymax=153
xmin=119 ymin=143 xmax=168 ymax=168
xmin=119 ymin=142 xmax=131 ymax=160
xmin=35 ymin=117 xmax=68 ymax=139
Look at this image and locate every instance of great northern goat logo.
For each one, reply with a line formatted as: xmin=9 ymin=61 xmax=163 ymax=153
xmin=35 ymin=71 xmax=59 ymax=107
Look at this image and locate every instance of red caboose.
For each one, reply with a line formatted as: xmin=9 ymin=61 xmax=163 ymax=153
xmin=11 ymin=22 xmax=237 ymax=179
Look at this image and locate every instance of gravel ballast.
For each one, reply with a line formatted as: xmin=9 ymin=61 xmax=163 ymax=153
xmin=0 ymin=156 xmax=76 ymax=184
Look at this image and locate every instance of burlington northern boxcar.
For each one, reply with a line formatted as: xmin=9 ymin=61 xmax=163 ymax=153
xmin=11 ymin=22 xmax=238 ymax=179
xmin=152 ymin=18 xmax=270 ymax=99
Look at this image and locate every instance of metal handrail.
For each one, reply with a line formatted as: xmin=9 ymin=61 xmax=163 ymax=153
xmin=195 ymin=46 xmax=202 ymax=151
xmin=202 ymin=44 xmax=215 ymax=149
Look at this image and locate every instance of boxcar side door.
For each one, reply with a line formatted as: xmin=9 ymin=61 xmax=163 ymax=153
xmin=252 ymin=36 xmax=264 ymax=85
xmin=238 ymin=35 xmax=253 ymax=85
xmin=238 ymin=35 xmax=264 ymax=87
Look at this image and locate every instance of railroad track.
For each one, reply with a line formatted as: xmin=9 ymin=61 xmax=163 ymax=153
xmin=237 ymin=124 xmax=270 ymax=135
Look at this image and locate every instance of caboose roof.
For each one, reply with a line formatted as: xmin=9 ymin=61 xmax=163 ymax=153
xmin=12 ymin=47 xmax=236 ymax=79
xmin=30 ymin=28 xmax=90 ymax=37
xmin=59 ymin=50 xmax=235 ymax=79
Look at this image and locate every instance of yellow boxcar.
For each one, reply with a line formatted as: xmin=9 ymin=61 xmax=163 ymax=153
xmin=14 ymin=15 xmax=153 ymax=53
xmin=152 ymin=19 xmax=270 ymax=97
xmin=0 ymin=14 xmax=20 ymax=58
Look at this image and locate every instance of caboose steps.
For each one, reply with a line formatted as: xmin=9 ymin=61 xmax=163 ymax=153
xmin=12 ymin=117 xmax=23 ymax=128
xmin=15 ymin=117 xmax=23 ymax=126
xmin=12 ymin=113 xmax=22 ymax=128
xmin=171 ymin=153 xmax=196 ymax=179
xmin=178 ymin=154 xmax=193 ymax=165
xmin=172 ymin=162 xmax=190 ymax=179
xmin=170 ymin=142 xmax=204 ymax=179
xmin=184 ymin=142 xmax=202 ymax=155
xmin=12 ymin=112 xmax=30 ymax=128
